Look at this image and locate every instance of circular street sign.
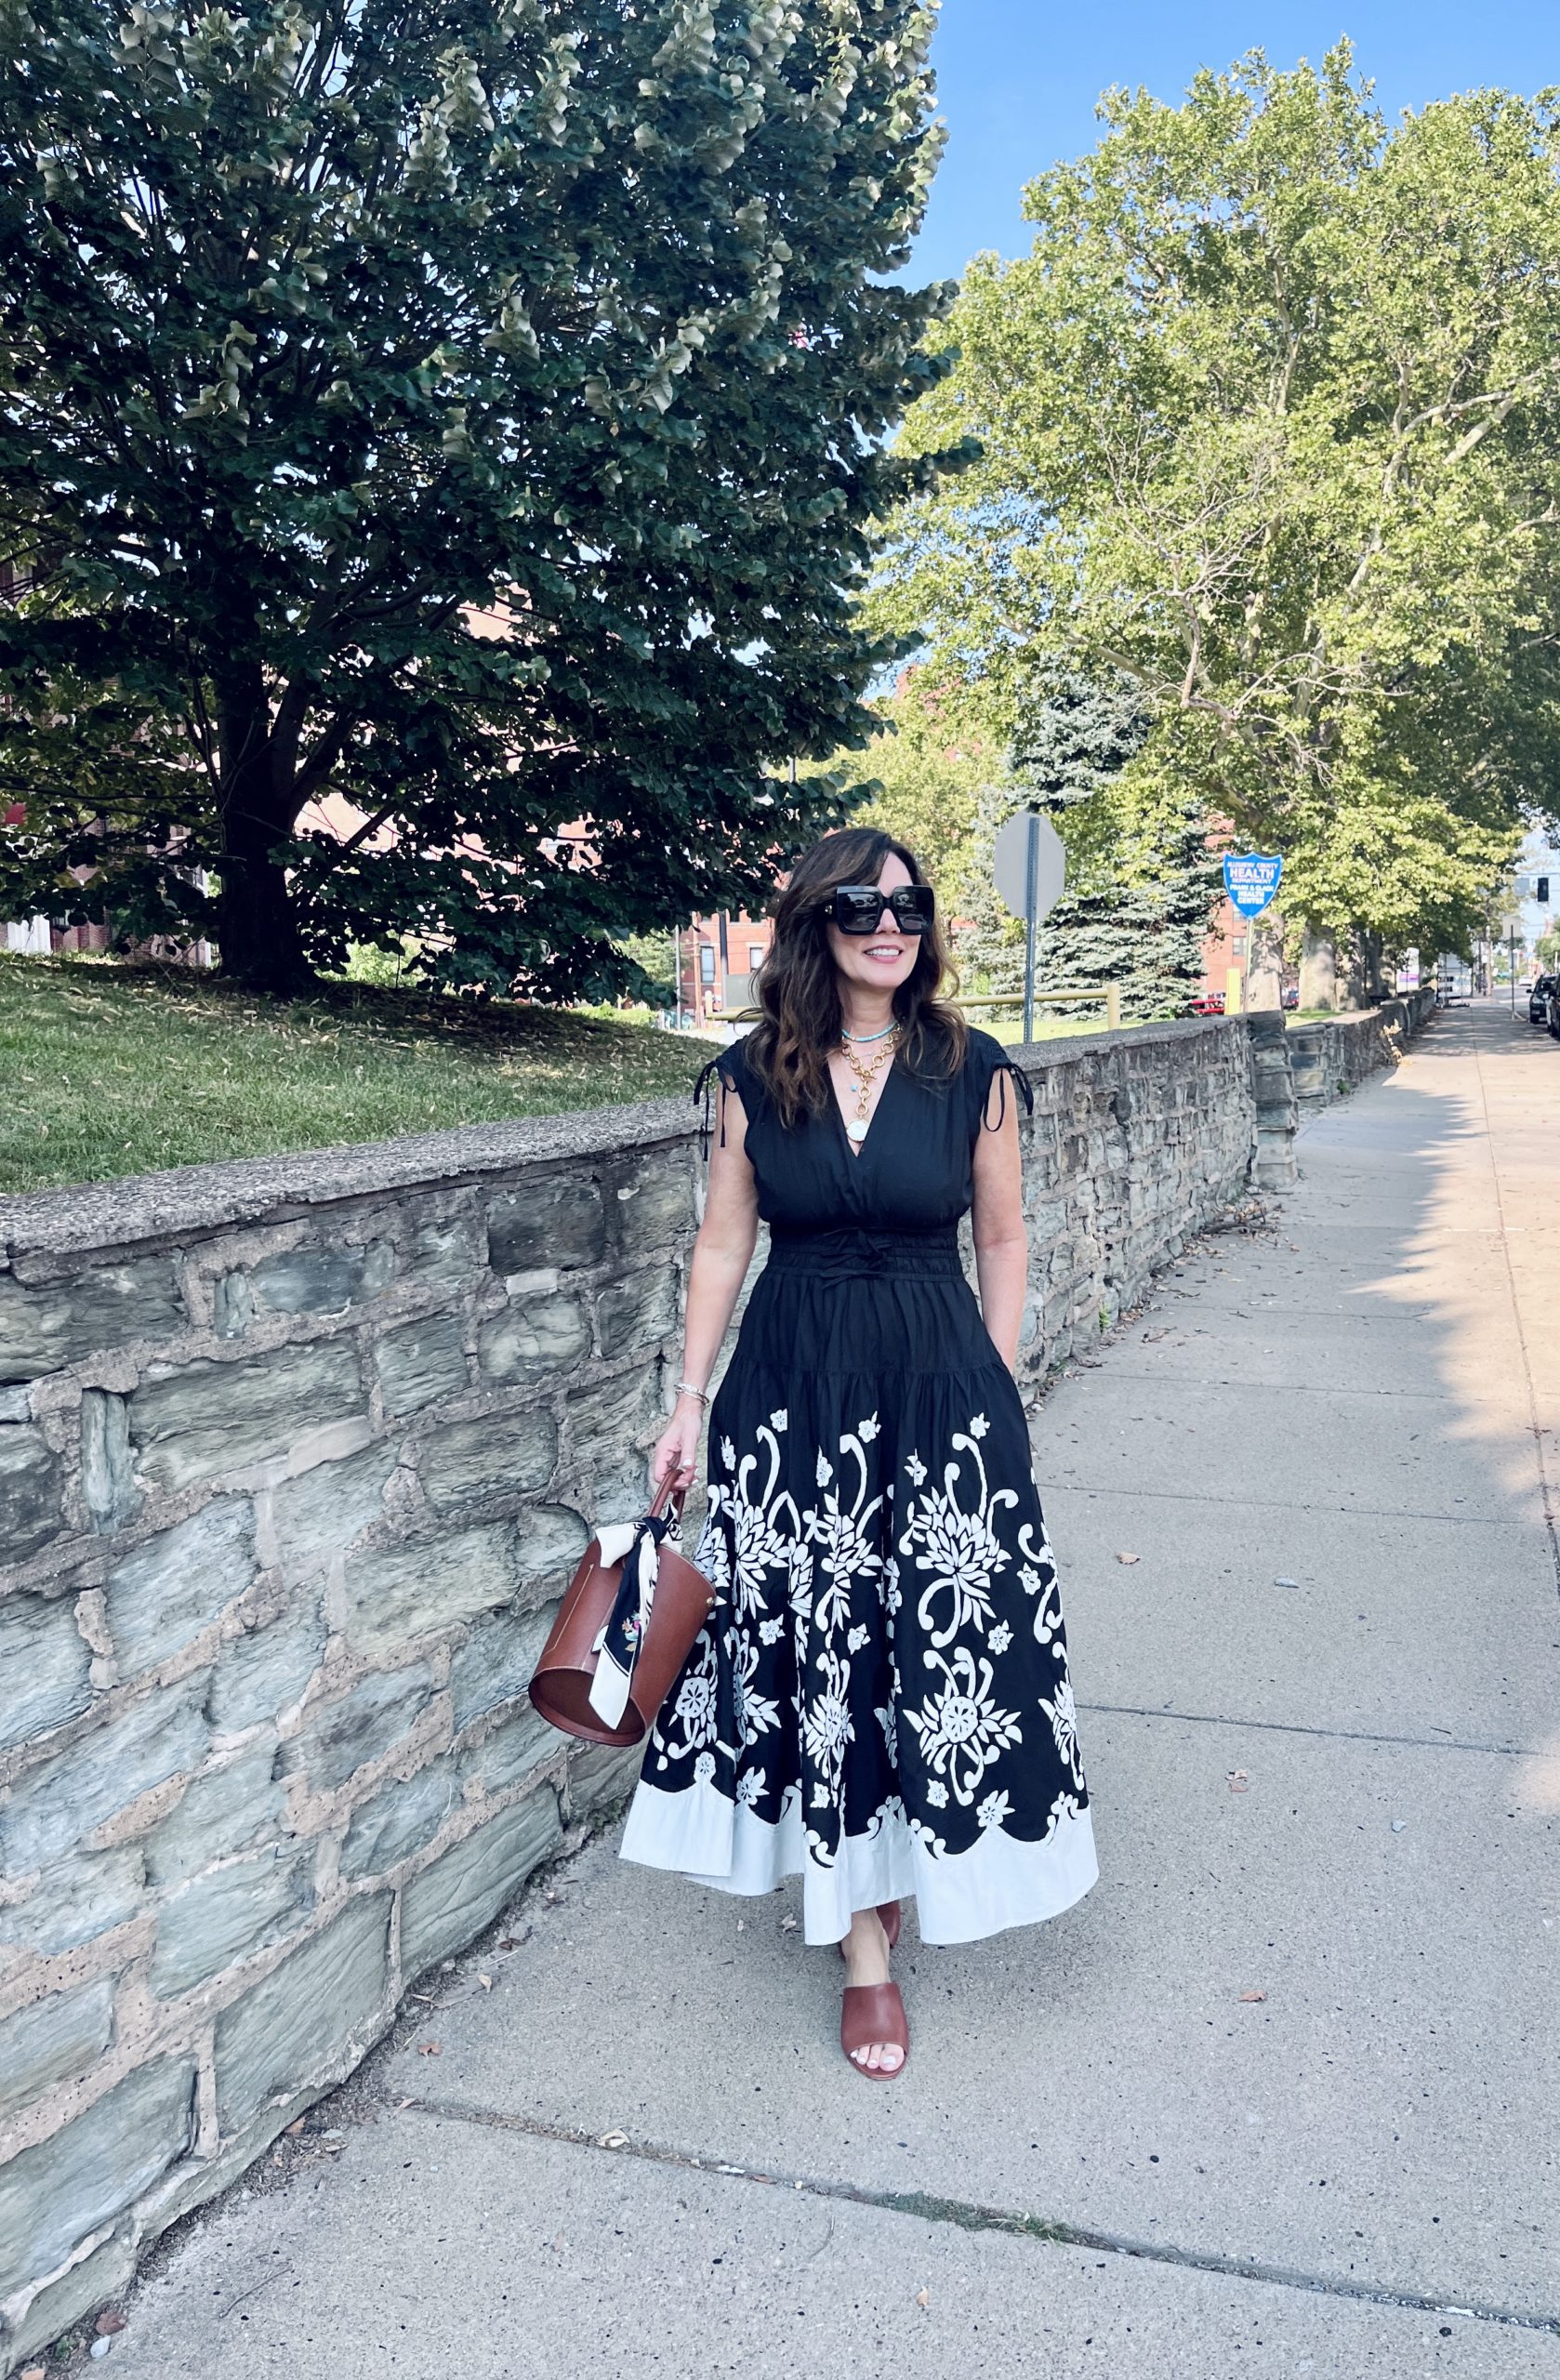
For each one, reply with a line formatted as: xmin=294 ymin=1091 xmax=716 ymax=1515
xmin=993 ymin=810 xmax=1066 ymax=923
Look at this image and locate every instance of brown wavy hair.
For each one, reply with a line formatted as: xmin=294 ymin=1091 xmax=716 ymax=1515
xmin=744 ymin=827 xmax=967 ymax=1129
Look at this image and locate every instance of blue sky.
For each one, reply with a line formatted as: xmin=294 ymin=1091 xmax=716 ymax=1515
xmin=912 ymin=0 xmax=1556 ymax=283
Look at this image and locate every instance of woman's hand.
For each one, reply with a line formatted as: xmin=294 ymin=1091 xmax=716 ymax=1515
xmin=652 ymin=1392 xmax=706 ymax=1488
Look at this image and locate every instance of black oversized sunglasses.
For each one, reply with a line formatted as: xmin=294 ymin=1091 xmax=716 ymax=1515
xmin=827 ymin=883 xmax=935 ymax=936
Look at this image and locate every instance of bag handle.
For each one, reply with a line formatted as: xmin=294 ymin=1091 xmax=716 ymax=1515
xmin=646 ymin=1471 xmax=689 ymax=1523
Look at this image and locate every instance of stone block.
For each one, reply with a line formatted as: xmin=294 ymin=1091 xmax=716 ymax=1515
xmin=0 ymin=1383 xmax=30 ymax=1423
xmin=487 ymin=1174 xmax=605 ymax=1275
xmin=344 ymin=1523 xmax=517 ymax=1656
xmin=606 ymin=1148 xmax=694 ymax=1251
xmin=477 ymin=1293 xmax=590 ymax=1384
xmin=207 ymin=1599 xmax=327 ymax=1736
xmin=81 ymin=1388 xmax=139 ymax=1534
xmin=457 ymin=1701 xmax=554 ymax=1796
xmin=0 ymin=1975 xmax=116 ymax=2121
xmin=103 ymin=1500 xmax=256 ymax=1677
xmin=416 ymin=1407 xmax=556 ymax=1515
xmin=274 ymin=1661 xmax=432 ymax=1794
xmin=0 ymin=1256 xmax=183 ymax=1384
xmin=595 ymin=1264 xmax=678 ymax=1359
xmin=339 ymin=1758 xmax=458 ymax=1881
xmin=144 ymin=1742 xmax=286 ymax=1887
xmin=0 ymin=1422 xmax=63 ymax=1561
xmin=151 ymin=1843 xmax=315 ymax=1998
xmin=513 ymin=1502 xmax=588 ymax=1592
xmin=409 ymin=1209 xmax=480 ymax=1288
xmin=214 ymin=1893 xmax=390 ymax=2132
xmin=130 ymin=1341 xmax=365 ymax=1494
xmin=1 ymin=1679 xmax=207 ymax=1873
xmin=449 ymin=1599 xmax=558 ymax=1732
xmin=0 ymin=1592 xmax=92 ymax=1754
xmin=0 ymin=1846 xmax=144 ymax=1956
xmin=374 ymin=1314 xmax=469 ymax=1416
xmin=246 ymin=1238 xmax=396 ymax=1317
xmin=398 ymin=1787 xmax=561 ymax=1980
xmin=565 ymin=1739 xmax=644 ymax=1818
xmin=271 ymin=1441 xmax=396 ymax=1573
xmin=566 ymin=1363 xmax=660 ymax=1466
xmin=0 ymin=2056 xmax=196 ymax=2303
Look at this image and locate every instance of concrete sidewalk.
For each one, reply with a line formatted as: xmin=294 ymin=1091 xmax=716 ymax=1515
xmin=109 ymin=1002 xmax=1559 ymax=2379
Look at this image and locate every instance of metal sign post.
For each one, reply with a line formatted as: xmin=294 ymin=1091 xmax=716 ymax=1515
xmin=994 ymin=810 xmax=1067 ymax=1042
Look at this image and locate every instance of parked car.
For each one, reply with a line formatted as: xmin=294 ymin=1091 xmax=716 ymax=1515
xmin=1191 ymin=991 xmax=1225 ymax=1015
xmin=1281 ymin=985 xmax=1301 ymax=1009
xmin=1546 ymin=981 xmax=1560 ymax=1041
xmin=1529 ymin=973 xmax=1555 ymax=1025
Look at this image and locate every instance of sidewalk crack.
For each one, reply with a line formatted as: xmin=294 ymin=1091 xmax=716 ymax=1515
xmin=388 ymin=2095 xmax=1560 ymax=2339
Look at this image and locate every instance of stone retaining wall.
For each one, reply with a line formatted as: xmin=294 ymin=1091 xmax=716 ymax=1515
xmin=1288 ymin=986 xmax=1438 ymax=1112
xmin=0 ymin=1005 xmax=1417 ymax=2368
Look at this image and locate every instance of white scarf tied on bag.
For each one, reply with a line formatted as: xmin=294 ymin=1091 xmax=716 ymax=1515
xmin=587 ymin=1511 xmax=673 ymax=1729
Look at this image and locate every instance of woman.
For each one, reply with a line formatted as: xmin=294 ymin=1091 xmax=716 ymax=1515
xmin=620 ymin=828 xmax=1097 ymax=2079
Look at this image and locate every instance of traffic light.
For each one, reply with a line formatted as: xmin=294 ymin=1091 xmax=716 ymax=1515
xmin=1538 ymin=877 xmax=1551 ymax=904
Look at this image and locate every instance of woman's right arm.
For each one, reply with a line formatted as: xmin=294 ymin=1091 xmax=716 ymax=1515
xmin=651 ymin=1082 xmax=759 ymax=1486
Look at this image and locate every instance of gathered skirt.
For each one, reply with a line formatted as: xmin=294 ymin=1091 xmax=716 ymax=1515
xmin=619 ymin=1230 xmax=1098 ymax=1944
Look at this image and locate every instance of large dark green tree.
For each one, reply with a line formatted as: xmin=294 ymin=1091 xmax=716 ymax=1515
xmin=0 ymin=0 xmax=968 ymax=992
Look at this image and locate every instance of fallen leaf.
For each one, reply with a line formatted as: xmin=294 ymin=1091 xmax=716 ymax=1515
xmin=1116 ymin=1552 xmax=1141 ymax=1566
xmin=1238 ymin=1989 xmax=1268 ymax=2003
xmin=478 ymin=1973 xmax=494 ymax=1991
xmin=779 ymin=1914 xmax=799 ymax=1932
xmin=284 ymin=2117 xmax=307 ymax=2135
xmin=20 ymin=2365 xmax=47 ymax=2378
xmin=395 ymin=2096 xmax=416 ymax=2110
xmin=416 ymin=2041 xmax=442 ymax=2056
xmin=914 ymin=2287 xmax=932 ymax=2311
xmin=599 ymin=2130 xmax=628 ymax=2149
xmin=1227 ymin=1768 xmax=1249 ymax=1792
xmin=94 ymin=2314 xmax=127 ymax=2336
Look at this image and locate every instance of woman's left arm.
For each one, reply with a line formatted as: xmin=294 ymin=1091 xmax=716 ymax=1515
xmin=971 ymin=1077 xmax=1028 ymax=1374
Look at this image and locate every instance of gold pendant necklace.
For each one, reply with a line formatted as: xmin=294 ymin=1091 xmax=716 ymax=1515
xmin=840 ymin=1026 xmax=899 ymax=1144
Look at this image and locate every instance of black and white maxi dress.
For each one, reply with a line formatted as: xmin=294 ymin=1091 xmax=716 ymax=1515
xmin=619 ymin=1029 xmax=1098 ymax=1946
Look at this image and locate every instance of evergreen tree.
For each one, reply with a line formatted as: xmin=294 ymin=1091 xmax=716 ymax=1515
xmin=0 ymin=0 xmax=970 ymax=994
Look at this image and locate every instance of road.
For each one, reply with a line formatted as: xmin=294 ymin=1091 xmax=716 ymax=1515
xmin=112 ymin=999 xmax=1560 ymax=2380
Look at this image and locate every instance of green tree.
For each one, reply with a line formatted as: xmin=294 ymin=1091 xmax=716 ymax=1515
xmin=880 ymin=46 xmax=1560 ymax=969
xmin=839 ymin=663 xmax=995 ymax=914
xmin=0 ymin=0 xmax=970 ymax=993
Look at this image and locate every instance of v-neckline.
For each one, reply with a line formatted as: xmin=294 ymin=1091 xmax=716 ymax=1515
xmin=829 ymin=1049 xmax=898 ymax=1161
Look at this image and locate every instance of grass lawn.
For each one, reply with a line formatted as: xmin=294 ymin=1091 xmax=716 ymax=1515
xmin=0 ymin=957 xmax=720 ymax=1196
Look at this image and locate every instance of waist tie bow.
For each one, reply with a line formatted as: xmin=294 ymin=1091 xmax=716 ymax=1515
xmin=587 ymin=1508 xmax=677 ymax=1728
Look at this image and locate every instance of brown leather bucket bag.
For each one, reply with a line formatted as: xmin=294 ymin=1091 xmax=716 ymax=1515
xmin=528 ymin=1475 xmax=714 ymax=1749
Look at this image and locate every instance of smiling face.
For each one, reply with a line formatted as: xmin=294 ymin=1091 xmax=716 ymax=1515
xmin=825 ymin=851 xmax=921 ymax=1005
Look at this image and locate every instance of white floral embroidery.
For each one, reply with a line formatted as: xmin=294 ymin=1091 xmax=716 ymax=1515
xmin=926 ymin=1778 xmax=948 ymax=1808
xmin=977 ymin=1789 xmax=1012 ymax=1831
xmin=721 ymin=1437 xmax=736 ymax=1467
xmin=902 ymin=1645 xmax=1023 ymax=1806
xmin=694 ymin=1750 xmax=716 ymax=1785
xmin=846 ymin=1623 xmax=870 ymax=1653
xmin=735 ymin=1766 xmax=767 ymax=1808
xmin=969 ymin=1414 xmax=990 ymax=1439
xmin=770 ymin=1408 xmax=788 ymax=1431
xmin=905 ymin=1451 xmax=928 ymax=1487
xmin=815 ymin=1452 xmax=833 ymax=1487
xmin=759 ymin=1616 xmax=785 ymax=1646
xmin=989 ymin=1620 xmax=1013 ymax=1655
xmin=858 ymin=1414 xmax=880 ymax=1442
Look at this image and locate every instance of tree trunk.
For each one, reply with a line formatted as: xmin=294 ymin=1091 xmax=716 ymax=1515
xmin=1298 ymin=922 xmax=1337 ymax=1012
xmin=215 ymin=680 xmax=314 ymax=995
xmin=1337 ymin=929 xmax=1367 ymax=1011
xmin=1361 ymin=929 xmax=1385 ymax=1005
xmin=1246 ymin=911 xmax=1285 ymax=1010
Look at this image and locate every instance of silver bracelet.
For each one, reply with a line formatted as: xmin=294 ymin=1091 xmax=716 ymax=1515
xmin=676 ymin=1380 xmax=709 ymax=1405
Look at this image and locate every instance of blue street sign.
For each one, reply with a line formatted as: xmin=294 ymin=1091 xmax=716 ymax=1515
xmin=1223 ymin=853 xmax=1284 ymax=919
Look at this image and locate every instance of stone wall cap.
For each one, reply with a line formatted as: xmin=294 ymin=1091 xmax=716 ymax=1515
xmin=0 ymin=1012 xmax=1246 ymax=1263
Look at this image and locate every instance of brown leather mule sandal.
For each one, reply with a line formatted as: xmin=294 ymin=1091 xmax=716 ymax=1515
xmin=840 ymin=1981 xmax=910 ymax=2081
